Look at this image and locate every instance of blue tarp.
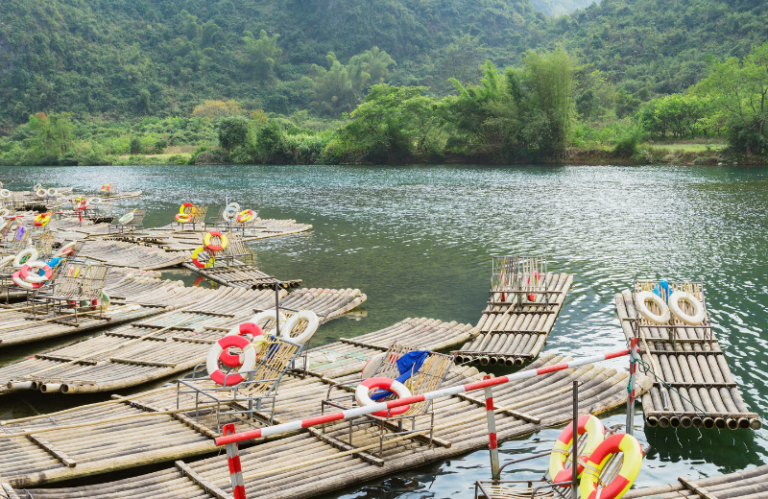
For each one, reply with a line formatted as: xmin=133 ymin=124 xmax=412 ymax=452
xmin=370 ymin=350 xmax=430 ymax=401
xmin=653 ymin=280 xmax=671 ymax=304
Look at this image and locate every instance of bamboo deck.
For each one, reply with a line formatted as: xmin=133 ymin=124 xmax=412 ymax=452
xmin=138 ymin=219 xmax=312 ymax=250
xmin=300 ymin=317 xmax=479 ymax=378
xmin=453 ymin=273 xmax=573 ymax=365
xmin=0 ymin=274 xmax=208 ymax=349
xmin=0 ymin=287 xmax=367 ymax=396
xmin=78 ymin=240 xmax=193 ymax=270
xmin=181 ymin=262 xmax=303 ymax=290
xmin=621 ymin=465 xmax=768 ymax=499
xmin=616 ymin=291 xmax=759 ymax=430
xmin=0 ymin=353 xmax=651 ymax=491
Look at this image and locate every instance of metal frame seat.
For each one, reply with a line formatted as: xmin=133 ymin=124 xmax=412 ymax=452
xmin=176 ymin=205 xmax=208 ymax=231
xmin=490 ymin=256 xmax=558 ymax=311
xmin=109 ymin=208 xmax=147 ymax=234
xmin=209 ymin=206 xmax=260 ymax=236
xmin=30 ymin=262 xmax=110 ymax=324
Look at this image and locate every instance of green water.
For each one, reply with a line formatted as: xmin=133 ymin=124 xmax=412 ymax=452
xmin=1 ymin=164 xmax=767 ymax=497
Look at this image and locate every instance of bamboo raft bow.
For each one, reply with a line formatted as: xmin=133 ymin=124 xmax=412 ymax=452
xmin=76 ymin=240 xmax=193 ymax=270
xmin=616 ymin=285 xmax=760 ymax=430
xmin=0 ymin=287 xmax=367 ymax=395
xmin=453 ymin=272 xmax=573 ymax=366
xmin=622 ymin=464 xmax=768 ymax=499
xmin=0 ymin=353 xmax=652 ymax=492
xmin=0 ymin=274 xmax=206 ymax=349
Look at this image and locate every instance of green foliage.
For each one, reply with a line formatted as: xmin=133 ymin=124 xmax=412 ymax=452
xmin=218 ymin=116 xmax=250 ymax=151
xmin=243 ymin=30 xmax=283 ymax=81
xmin=611 ymin=124 xmax=645 ymax=157
xmin=638 ymin=94 xmax=708 ymax=139
xmin=155 ymin=138 xmax=169 ymax=152
xmin=28 ymin=112 xmax=75 ymax=158
xmin=129 ymin=137 xmax=142 ymax=154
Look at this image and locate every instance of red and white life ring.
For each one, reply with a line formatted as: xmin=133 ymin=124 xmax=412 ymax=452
xmin=355 ymin=377 xmax=412 ymax=417
xmin=220 ymin=323 xmax=265 ymax=367
xmin=19 ymin=261 xmax=53 ymax=284
xmin=527 ymin=271 xmax=541 ymax=301
xmin=12 ymin=271 xmax=41 ymax=290
xmin=54 ymin=241 xmax=76 ymax=258
xmin=207 ymin=336 xmax=258 ymax=386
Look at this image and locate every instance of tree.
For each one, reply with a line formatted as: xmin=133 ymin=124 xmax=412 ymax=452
xmin=694 ymin=42 xmax=768 ymax=155
xmin=348 ymin=47 xmax=396 ymax=85
xmin=243 ymin=30 xmax=282 ymax=81
xmin=218 ymin=116 xmax=249 ymax=151
xmin=192 ymin=100 xmax=245 ymax=118
xmin=439 ymin=33 xmax=486 ymax=86
xmin=129 ymin=136 xmax=142 ymax=154
xmin=311 ymin=52 xmax=371 ymax=116
xmin=27 ymin=112 xmax=75 ymax=157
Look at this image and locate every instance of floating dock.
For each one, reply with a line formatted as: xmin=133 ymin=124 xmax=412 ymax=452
xmin=616 ymin=285 xmax=759 ymax=430
xmin=453 ymin=271 xmax=573 ymax=365
xmin=78 ymin=240 xmax=193 ymax=271
xmin=181 ymin=261 xmax=302 ymax=290
xmin=0 ymin=353 xmax=649 ymax=490
xmin=623 ymin=464 xmax=768 ymax=499
xmin=137 ymin=219 xmax=312 ymax=250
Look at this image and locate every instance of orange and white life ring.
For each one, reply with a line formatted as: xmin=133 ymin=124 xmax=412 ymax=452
xmin=12 ymin=271 xmax=40 ymax=290
xmin=203 ymin=231 xmax=228 ymax=252
xmin=236 ymin=209 xmax=254 ymax=223
xmin=580 ymin=433 xmax=644 ymax=499
xmin=549 ymin=414 xmax=606 ymax=484
xmin=221 ymin=323 xmax=266 ymax=367
xmin=207 ymin=336 xmax=258 ymax=386
xmin=19 ymin=261 xmax=53 ymax=284
xmin=527 ymin=271 xmax=542 ymax=302
xmin=280 ymin=310 xmax=320 ymax=345
xmin=34 ymin=212 xmax=52 ymax=227
xmin=355 ymin=377 xmax=412 ymax=417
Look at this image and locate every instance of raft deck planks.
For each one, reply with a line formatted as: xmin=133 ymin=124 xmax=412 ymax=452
xmin=78 ymin=240 xmax=193 ymax=270
xmin=615 ymin=291 xmax=759 ymax=430
xmin=181 ymin=261 xmax=302 ymax=290
xmin=622 ymin=464 xmax=768 ymax=499
xmin=453 ymin=272 xmax=573 ymax=366
xmin=0 ymin=353 xmax=651 ymax=491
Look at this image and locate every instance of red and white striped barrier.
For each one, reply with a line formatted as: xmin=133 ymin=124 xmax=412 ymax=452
xmin=215 ymin=348 xmax=630 ymax=447
xmin=483 ymin=375 xmax=500 ymax=479
xmin=223 ymin=424 xmax=246 ymax=499
xmin=626 ymin=337 xmax=640 ymax=435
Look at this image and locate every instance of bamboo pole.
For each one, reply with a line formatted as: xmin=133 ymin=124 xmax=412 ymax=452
xmin=0 ymin=305 xmax=133 ymax=332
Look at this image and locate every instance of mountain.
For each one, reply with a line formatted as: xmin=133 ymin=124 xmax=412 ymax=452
xmin=531 ymin=0 xmax=598 ymax=16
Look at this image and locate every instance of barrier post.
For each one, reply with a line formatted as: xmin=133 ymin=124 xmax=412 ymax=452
xmin=223 ymin=424 xmax=246 ymax=499
xmin=572 ymin=381 xmax=578 ymax=499
xmin=626 ymin=337 xmax=639 ymax=436
xmin=274 ymin=281 xmax=280 ymax=337
xmin=483 ymin=375 xmax=500 ymax=481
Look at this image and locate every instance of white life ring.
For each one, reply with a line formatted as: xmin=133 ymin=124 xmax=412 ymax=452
xmin=34 ymin=183 xmax=42 ymax=190
xmin=223 ymin=206 xmax=238 ymax=222
xmin=19 ymin=261 xmax=53 ymax=284
xmin=0 ymin=255 xmax=15 ymax=270
xmin=53 ymin=241 xmax=77 ymax=258
xmin=280 ymin=310 xmax=320 ymax=344
xmin=0 ymin=208 xmax=9 ymax=218
xmin=47 ymin=188 xmax=57 ymax=197
xmin=668 ymin=291 xmax=706 ymax=325
xmin=355 ymin=377 xmax=412 ymax=417
xmin=0 ymin=189 xmax=10 ymax=198
xmin=634 ymin=291 xmax=670 ymax=324
xmin=13 ymin=248 xmax=39 ymax=268
xmin=118 ymin=212 xmax=135 ymax=225
xmin=227 ymin=202 xmax=241 ymax=211
xmin=36 ymin=188 xmax=47 ymax=198
xmin=89 ymin=197 xmax=102 ymax=204
xmin=251 ymin=310 xmax=287 ymax=334
xmin=361 ymin=352 xmax=386 ymax=379
xmin=207 ymin=336 xmax=258 ymax=386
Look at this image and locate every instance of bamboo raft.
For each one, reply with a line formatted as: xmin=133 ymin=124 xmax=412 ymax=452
xmin=0 ymin=353 xmax=651 ymax=490
xmin=622 ymin=464 xmax=768 ymax=499
xmin=299 ymin=317 xmax=479 ymax=378
xmin=0 ymin=287 xmax=367 ymax=396
xmin=616 ymin=284 xmax=760 ymax=430
xmin=453 ymin=272 xmax=573 ymax=366
xmin=0 ymin=273 xmax=208 ymax=349
xmin=181 ymin=262 xmax=302 ymax=289
xmin=78 ymin=240 xmax=193 ymax=270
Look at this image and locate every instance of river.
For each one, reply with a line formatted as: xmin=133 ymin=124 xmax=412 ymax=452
xmin=0 ymin=164 xmax=767 ymax=497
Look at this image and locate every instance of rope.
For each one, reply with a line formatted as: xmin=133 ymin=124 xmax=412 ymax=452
xmin=630 ymin=356 xmax=711 ymax=418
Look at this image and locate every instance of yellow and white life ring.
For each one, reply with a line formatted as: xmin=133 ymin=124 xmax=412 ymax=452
xmin=634 ymin=291 xmax=670 ymax=324
xmin=549 ymin=415 xmax=606 ymax=484
xmin=280 ymin=310 xmax=320 ymax=344
xmin=668 ymin=291 xmax=706 ymax=325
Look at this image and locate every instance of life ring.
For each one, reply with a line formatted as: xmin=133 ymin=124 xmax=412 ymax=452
xmin=47 ymin=188 xmax=57 ymax=197
xmin=34 ymin=183 xmax=42 ymax=190
xmin=88 ymin=197 xmax=101 ymax=204
xmin=634 ymin=291 xmax=670 ymax=324
xmin=221 ymin=323 xmax=266 ymax=367
xmin=12 ymin=271 xmax=40 ymax=290
xmin=355 ymin=377 xmax=412 ymax=417
xmin=251 ymin=310 xmax=288 ymax=333
xmin=549 ymin=415 xmax=606 ymax=484
xmin=0 ymin=189 xmax=10 ymax=198
xmin=76 ymin=199 xmax=89 ymax=211
xmin=579 ymin=433 xmax=644 ymax=499
xmin=179 ymin=202 xmax=194 ymax=214
xmin=35 ymin=188 xmax=47 ymax=198
xmin=54 ymin=241 xmax=77 ymax=258
xmin=19 ymin=261 xmax=53 ymax=284
xmin=34 ymin=212 xmax=52 ymax=227
xmin=13 ymin=248 xmax=39 ymax=268
xmin=280 ymin=310 xmax=320 ymax=344
xmin=118 ymin=212 xmax=135 ymax=225
xmin=0 ymin=208 xmax=10 ymax=218
xmin=175 ymin=213 xmax=191 ymax=223
xmin=207 ymin=336 xmax=258 ymax=386
xmin=668 ymin=291 xmax=706 ymax=325
xmin=362 ymin=352 xmax=386 ymax=379
xmin=203 ymin=231 xmax=228 ymax=252
xmin=101 ymin=183 xmax=112 ymax=193
xmin=236 ymin=209 xmax=254 ymax=223
xmin=0 ymin=255 xmax=15 ymax=270
xmin=228 ymin=202 xmax=241 ymax=212
xmin=192 ymin=246 xmax=215 ymax=269
xmin=223 ymin=206 xmax=238 ymax=222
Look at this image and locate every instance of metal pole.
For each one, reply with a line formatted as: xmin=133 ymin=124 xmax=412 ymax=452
xmin=572 ymin=380 xmax=578 ymax=499
xmin=626 ymin=337 xmax=639 ymax=436
xmin=274 ymin=281 xmax=280 ymax=337
xmin=483 ymin=375 xmax=500 ymax=481
xmin=223 ymin=424 xmax=247 ymax=499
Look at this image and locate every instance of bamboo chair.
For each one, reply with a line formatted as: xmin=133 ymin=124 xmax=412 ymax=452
xmin=490 ymin=256 xmax=556 ymax=310
xmin=474 ymin=426 xmax=639 ymax=499
xmin=34 ymin=230 xmax=55 ymax=258
xmin=321 ymin=343 xmax=455 ymax=457
xmin=31 ymin=262 xmax=110 ymax=323
xmin=178 ymin=337 xmax=303 ymax=431
xmin=177 ymin=205 xmax=208 ymax=231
